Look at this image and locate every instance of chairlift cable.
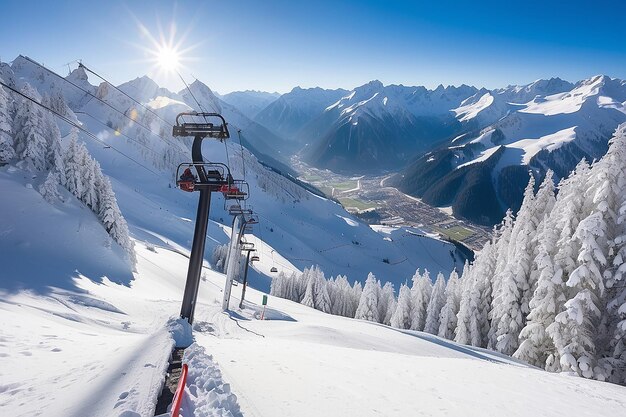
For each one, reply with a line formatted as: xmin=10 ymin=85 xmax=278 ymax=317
xmin=177 ymin=71 xmax=207 ymax=114
xmin=237 ymin=129 xmax=246 ymax=181
xmin=0 ymin=79 xmax=160 ymax=176
xmin=19 ymin=56 xmax=185 ymax=159
xmin=74 ymin=111 xmax=169 ymax=160
xmin=78 ymin=62 xmax=174 ymax=127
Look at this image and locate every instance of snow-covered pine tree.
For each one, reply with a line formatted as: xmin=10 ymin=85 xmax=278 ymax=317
xmin=78 ymin=142 xmax=99 ymax=211
xmin=515 ymin=210 xmax=562 ymax=368
xmin=41 ymin=93 xmax=64 ymax=173
xmin=492 ymin=175 xmax=538 ymax=355
xmin=313 ymin=266 xmax=332 ymax=313
xmin=326 ymin=276 xmax=339 ymax=314
xmin=390 ymin=283 xmax=413 ymax=329
xmin=0 ymin=83 xmax=15 ymax=164
xmin=487 ymin=210 xmax=515 ymax=348
xmin=587 ymin=124 xmax=626 ymax=382
xmin=38 ymin=171 xmax=61 ymax=203
xmin=516 ymin=171 xmax=578 ymax=369
xmin=523 ymin=171 xmax=557 ymax=313
xmin=211 ymin=244 xmax=229 ymax=273
xmin=271 ymin=271 xmax=286 ymax=297
xmin=438 ymin=269 xmax=461 ymax=340
xmin=337 ymin=275 xmax=354 ymax=317
xmin=301 ymin=267 xmax=316 ymax=308
xmin=350 ymin=281 xmax=363 ymax=318
xmin=455 ymin=263 xmax=477 ymax=345
xmin=355 ymin=273 xmax=380 ymax=322
xmin=12 ymin=83 xmax=48 ymax=171
xmin=98 ymin=175 xmax=135 ymax=266
xmin=378 ymin=281 xmax=396 ymax=325
xmin=606 ymin=127 xmax=626 ymax=383
xmin=550 ymin=212 xmax=607 ymax=379
xmin=410 ymin=269 xmax=432 ymax=331
xmin=424 ymin=273 xmax=447 ymax=334
xmin=62 ymin=129 xmax=79 ymax=194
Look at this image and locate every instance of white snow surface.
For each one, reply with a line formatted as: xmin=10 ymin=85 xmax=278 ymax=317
xmin=3 ymin=243 xmax=625 ymax=417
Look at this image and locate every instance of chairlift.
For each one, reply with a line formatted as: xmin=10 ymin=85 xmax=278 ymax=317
xmin=175 ymin=162 xmax=229 ymax=193
xmin=227 ymin=204 xmax=252 ymax=216
xmin=172 ymin=112 xmax=230 ymax=140
xmin=219 ymin=180 xmax=249 ymax=200
xmin=240 ymin=241 xmax=255 ymax=249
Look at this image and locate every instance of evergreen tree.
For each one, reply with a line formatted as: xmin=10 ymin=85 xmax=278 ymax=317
xmin=301 ymin=267 xmax=316 ymax=308
xmin=271 ymin=271 xmax=286 ymax=297
xmin=492 ymin=175 xmax=537 ymax=355
xmin=515 ymin=211 xmax=562 ymax=368
xmin=350 ymin=281 xmax=363 ymax=318
xmin=41 ymin=94 xmax=64 ymax=172
xmin=424 ymin=273 xmax=446 ymax=334
xmin=313 ymin=266 xmax=332 ymax=313
xmin=390 ymin=283 xmax=413 ymax=329
xmin=38 ymin=171 xmax=61 ymax=203
xmin=455 ymin=263 xmax=478 ymax=345
xmin=438 ymin=269 xmax=461 ymax=340
xmin=13 ymin=83 xmax=47 ymax=171
xmin=488 ymin=210 xmax=515 ymax=348
xmin=549 ymin=212 xmax=607 ymax=379
xmin=355 ymin=273 xmax=380 ymax=322
xmin=98 ymin=175 xmax=135 ymax=266
xmin=410 ymin=269 xmax=432 ymax=331
xmin=378 ymin=281 xmax=396 ymax=325
xmin=0 ymin=83 xmax=15 ymax=164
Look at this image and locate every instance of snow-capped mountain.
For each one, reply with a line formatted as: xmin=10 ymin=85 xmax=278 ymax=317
xmin=394 ymin=75 xmax=626 ymax=225
xmin=254 ymin=86 xmax=348 ymax=141
xmin=219 ymin=90 xmax=280 ymax=120
xmin=302 ymin=81 xmax=478 ymax=171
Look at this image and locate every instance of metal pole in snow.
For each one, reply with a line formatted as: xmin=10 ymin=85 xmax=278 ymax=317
xmin=239 ymin=250 xmax=253 ymax=309
xmin=222 ymin=214 xmax=243 ymax=311
xmin=180 ymin=135 xmax=212 ymax=324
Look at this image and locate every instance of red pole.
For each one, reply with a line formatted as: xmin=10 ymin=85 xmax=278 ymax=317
xmin=171 ymin=363 xmax=188 ymax=417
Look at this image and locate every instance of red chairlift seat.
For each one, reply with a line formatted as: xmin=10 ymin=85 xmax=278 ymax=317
xmin=219 ymin=184 xmax=247 ymax=200
xmin=178 ymin=168 xmax=197 ymax=192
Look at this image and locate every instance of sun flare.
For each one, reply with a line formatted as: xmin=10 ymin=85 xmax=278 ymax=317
xmin=156 ymin=45 xmax=180 ymax=72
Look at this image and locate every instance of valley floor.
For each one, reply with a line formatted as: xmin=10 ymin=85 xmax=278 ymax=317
xmin=2 ymin=243 xmax=625 ymax=417
xmin=290 ymin=156 xmax=491 ymax=250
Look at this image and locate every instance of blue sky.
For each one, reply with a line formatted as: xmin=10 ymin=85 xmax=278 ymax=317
xmin=1 ymin=0 xmax=625 ymax=93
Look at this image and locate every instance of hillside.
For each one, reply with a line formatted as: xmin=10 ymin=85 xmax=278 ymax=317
xmin=394 ymin=75 xmax=626 ymax=225
xmin=3 ymin=242 xmax=625 ymax=416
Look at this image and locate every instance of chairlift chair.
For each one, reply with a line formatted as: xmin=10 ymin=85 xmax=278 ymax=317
xmin=270 ymin=267 xmax=278 ymax=273
xmin=250 ymin=255 xmax=260 ymax=262
xmin=172 ymin=112 xmax=230 ymax=140
xmin=175 ymin=162 xmax=229 ymax=193
xmin=220 ymin=180 xmax=249 ymax=200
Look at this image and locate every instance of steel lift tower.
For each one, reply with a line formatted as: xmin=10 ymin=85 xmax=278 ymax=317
xmin=172 ymin=112 xmax=247 ymax=324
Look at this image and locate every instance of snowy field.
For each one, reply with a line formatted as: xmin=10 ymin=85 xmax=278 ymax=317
xmin=2 ymin=242 xmax=625 ymax=417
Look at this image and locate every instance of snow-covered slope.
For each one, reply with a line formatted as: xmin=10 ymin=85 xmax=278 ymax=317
xmin=395 ymin=75 xmax=626 ymax=225
xmin=3 ymin=242 xmax=625 ymax=417
xmin=219 ymin=90 xmax=280 ymax=119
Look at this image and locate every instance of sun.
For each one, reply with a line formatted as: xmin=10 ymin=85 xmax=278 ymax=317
xmin=156 ymin=45 xmax=180 ymax=72
xmin=129 ymin=16 xmax=202 ymax=87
